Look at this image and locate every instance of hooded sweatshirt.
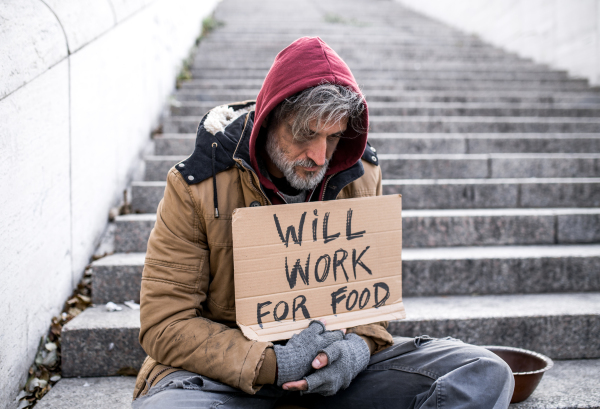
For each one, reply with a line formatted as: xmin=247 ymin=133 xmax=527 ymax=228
xmin=249 ymin=37 xmax=370 ymax=203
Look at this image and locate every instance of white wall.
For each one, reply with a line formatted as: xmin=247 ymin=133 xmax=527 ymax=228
xmin=0 ymin=0 xmax=218 ymax=406
xmin=397 ymin=0 xmax=600 ymax=85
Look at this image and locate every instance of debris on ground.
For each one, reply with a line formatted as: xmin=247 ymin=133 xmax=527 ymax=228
xmin=109 ymin=190 xmax=132 ymax=221
xmin=124 ymin=300 xmax=140 ymax=310
xmin=16 ymin=268 xmax=93 ymax=408
xmin=105 ymin=301 xmax=123 ymax=312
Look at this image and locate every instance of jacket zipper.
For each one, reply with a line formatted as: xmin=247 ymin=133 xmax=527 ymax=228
xmin=320 ymin=173 xmax=337 ymax=200
xmin=277 ymin=192 xmax=287 ymax=204
xmin=146 ymin=365 xmax=174 ymax=389
xmin=247 ymin=171 xmax=271 ymax=205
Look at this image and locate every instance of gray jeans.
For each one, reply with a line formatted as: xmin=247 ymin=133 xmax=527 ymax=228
xmin=132 ymin=336 xmax=514 ymax=409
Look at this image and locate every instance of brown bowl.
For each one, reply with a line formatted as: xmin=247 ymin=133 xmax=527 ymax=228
xmin=484 ymin=346 xmax=554 ymax=403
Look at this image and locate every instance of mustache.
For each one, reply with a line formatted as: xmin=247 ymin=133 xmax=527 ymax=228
xmin=292 ymin=157 xmax=325 ymax=169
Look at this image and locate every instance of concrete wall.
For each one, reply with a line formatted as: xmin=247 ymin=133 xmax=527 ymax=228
xmin=0 ymin=0 xmax=218 ymax=406
xmin=397 ymin=0 xmax=600 ymax=85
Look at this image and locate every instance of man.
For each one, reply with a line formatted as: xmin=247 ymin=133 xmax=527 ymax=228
xmin=132 ymin=37 xmax=514 ymax=408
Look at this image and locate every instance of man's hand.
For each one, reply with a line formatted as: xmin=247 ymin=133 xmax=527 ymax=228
xmin=282 ymin=351 xmax=330 ymax=391
xmin=274 ymin=320 xmax=344 ymax=387
xmin=282 ymin=333 xmax=370 ymax=396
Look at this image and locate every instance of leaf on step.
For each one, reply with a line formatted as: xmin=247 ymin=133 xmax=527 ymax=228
xmin=41 ymin=350 xmax=58 ymax=368
xmin=27 ymin=378 xmax=41 ymax=392
xmin=68 ymin=307 xmax=82 ymax=317
xmin=39 ymin=368 xmax=50 ymax=382
xmin=17 ymin=400 xmax=30 ymax=409
xmin=15 ymin=390 xmax=29 ymax=402
xmin=50 ymin=322 xmax=62 ymax=336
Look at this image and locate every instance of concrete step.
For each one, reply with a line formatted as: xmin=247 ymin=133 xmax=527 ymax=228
xmin=403 ymin=208 xmax=600 ymax=248
xmin=383 ymin=178 xmax=600 ymax=209
xmin=173 ymin=89 xmax=600 ymax=104
xmin=91 ymin=253 xmax=144 ymax=304
xmin=192 ymin=53 xmax=528 ymax=65
xmin=157 ymin=131 xmax=592 ymax=152
xmin=61 ymin=305 xmax=145 ymax=378
xmin=153 ymin=134 xmax=195 ymax=156
xmin=402 ymin=245 xmax=600 ymax=296
xmin=204 ymin=41 xmax=498 ymax=52
xmin=132 ymin=177 xmax=600 ymax=212
xmin=113 ymin=208 xmax=600 ymax=252
xmin=131 ymin=181 xmax=166 ymax=214
xmin=88 ymin=245 xmax=600 ymax=303
xmin=199 ymin=27 xmax=486 ymax=38
xmin=58 ymin=293 xmax=600 ymax=378
xmin=200 ymin=32 xmax=491 ymax=42
xmin=144 ymin=155 xmax=181 ymax=181
xmin=154 ymin=132 xmax=600 ymax=156
xmin=191 ymin=68 xmax=569 ymax=82
xmin=144 ymin=153 xmax=600 ymax=181
xmin=204 ymin=31 xmax=493 ymax=42
xmin=366 ymin=103 xmax=600 ymax=117
xmin=34 ymin=376 xmax=136 ymax=409
xmin=170 ymin=101 xmax=600 ymax=118
xmin=34 ymin=360 xmax=600 ymax=409
xmin=201 ymin=40 xmax=499 ymax=50
xmin=114 ymin=214 xmax=156 ymax=253
xmin=192 ymin=48 xmax=527 ymax=60
xmin=180 ymin=78 xmax=590 ymax=92
xmin=393 ymin=292 xmax=600 ymax=360
xmin=369 ymin=134 xmax=600 ymax=154
xmin=165 ymin=115 xmax=600 ymax=134
xmin=206 ymin=34 xmax=489 ymax=45
xmin=195 ymin=46 xmax=517 ymax=60
xmin=197 ymin=39 xmax=507 ymax=49
xmin=191 ymin=60 xmax=554 ymax=72
xmin=370 ymin=116 xmax=600 ymax=133
xmin=379 ymin=153 xmax=600 ymax=179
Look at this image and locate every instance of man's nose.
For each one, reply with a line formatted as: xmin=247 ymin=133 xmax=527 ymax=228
xmin=306 ymin=137 xmax=328 ymax=166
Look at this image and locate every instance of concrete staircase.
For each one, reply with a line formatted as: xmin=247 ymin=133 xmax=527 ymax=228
xmin=38 ymin=0 xmax=600 ymax=407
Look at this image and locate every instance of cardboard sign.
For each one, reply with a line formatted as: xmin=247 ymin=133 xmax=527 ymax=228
xmin=232 ymin=195 xmax=405 ymax=342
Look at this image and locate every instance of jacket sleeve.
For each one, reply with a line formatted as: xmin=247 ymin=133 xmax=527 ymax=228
xmin=139 ymin=169 xmax=271 ymax=394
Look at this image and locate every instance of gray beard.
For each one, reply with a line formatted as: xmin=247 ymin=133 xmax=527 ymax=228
xmin=265 ymin=130 xmax=329 ymax=191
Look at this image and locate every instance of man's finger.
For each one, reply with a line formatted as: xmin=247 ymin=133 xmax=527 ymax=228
xmin=282 ymin=380 xmax=308 ymax=391
xmin=312 ymin=352 xmax=329 ymax=369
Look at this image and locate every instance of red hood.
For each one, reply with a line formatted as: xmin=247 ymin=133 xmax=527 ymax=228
xmin=249 ymin=37 xmax=369 ymax=196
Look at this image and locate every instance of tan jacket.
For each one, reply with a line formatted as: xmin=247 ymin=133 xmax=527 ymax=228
xmin=133 ymin=108 xmax=393 ymax=399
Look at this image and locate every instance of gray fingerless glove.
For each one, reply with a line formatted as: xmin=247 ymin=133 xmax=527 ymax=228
xmin=274 ymin=321 xmax=344 ymax=386
xmin=303 ymin=333 xmax=370 ymax=396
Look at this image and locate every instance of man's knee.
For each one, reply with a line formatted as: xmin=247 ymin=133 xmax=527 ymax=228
xmin=478 ymin=349 xmax=514 ymax=389
xmin=420 ymin=339 xmax=513 ymax=385
xmin=448 ymin=342 xmax=515 ymax=398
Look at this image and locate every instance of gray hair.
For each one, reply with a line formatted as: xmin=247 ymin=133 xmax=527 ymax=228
xmin=269 ymin=83 xmax=366 ymax=142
